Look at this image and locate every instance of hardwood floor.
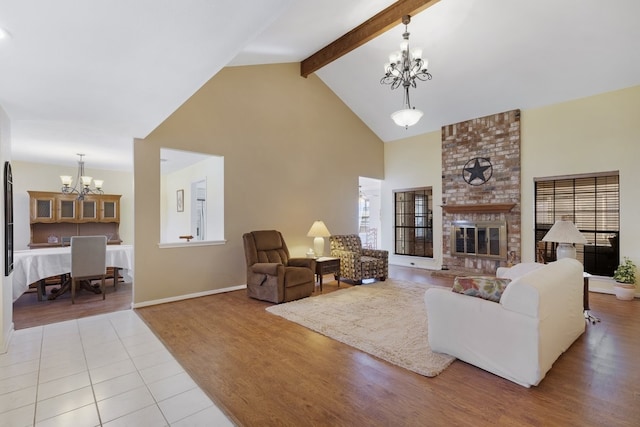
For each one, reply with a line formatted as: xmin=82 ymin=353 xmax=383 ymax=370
xmin=12 ymin=279 xmax=132 ymax=330
xmin=136 ymin=266 xmax=640 ymax=427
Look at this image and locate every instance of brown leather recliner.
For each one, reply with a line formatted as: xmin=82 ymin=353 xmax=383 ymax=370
xmin=243 ymin=230 xmax=316 ymax=303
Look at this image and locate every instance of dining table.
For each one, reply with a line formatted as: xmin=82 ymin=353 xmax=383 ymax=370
xmin=12 ymin=244 xmax=133 ymax=302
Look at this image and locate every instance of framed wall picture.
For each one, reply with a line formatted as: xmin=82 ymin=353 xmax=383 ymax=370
xmin=177 ymin=189 xmax=184 ymax=212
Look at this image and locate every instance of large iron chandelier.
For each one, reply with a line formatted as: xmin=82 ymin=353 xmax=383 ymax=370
xmin=60 ymin=154 xmax=104 ymax=200
xmin=380 ymin=15 xmax=432 ymax=129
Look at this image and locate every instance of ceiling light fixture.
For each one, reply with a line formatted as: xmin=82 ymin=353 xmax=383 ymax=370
xmin=380 ymin=15 xmax=432 ymax=129
xmin=60 ymin=154 xmax=104 ymax=200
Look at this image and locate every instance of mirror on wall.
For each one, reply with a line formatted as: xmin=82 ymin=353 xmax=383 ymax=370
xmin=160 ymin=148 xmax=224 ymax=244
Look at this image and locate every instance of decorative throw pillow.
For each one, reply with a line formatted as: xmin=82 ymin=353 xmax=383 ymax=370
xmin=452 ymin=276 xmax=512 ymax=302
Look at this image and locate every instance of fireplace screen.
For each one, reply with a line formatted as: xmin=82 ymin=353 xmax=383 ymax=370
xmin=451 ymin=221 xmax=507 ymax=260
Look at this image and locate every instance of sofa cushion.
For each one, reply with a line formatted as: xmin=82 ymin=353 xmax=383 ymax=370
xmin=452 ymin=276 xmax=512 ymax=302
xmin=496 ymin=262 xmax=545 ymax=280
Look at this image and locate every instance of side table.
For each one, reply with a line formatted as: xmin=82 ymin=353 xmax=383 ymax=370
xmin=314 ymin=257 xmax=340 ymax=292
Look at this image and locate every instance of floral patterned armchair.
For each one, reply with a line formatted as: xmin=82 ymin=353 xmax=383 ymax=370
xmin=329 ymin=234 xmax=388 ymax=284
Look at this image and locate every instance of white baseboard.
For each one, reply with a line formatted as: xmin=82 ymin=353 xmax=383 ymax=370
xmin=2 ymin=324 xmax=15 ymax=355
xmin=132 ymin=284 xmax=247 ymax=309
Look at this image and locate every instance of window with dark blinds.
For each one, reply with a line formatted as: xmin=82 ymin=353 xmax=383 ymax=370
xmin=394 ymin=188 xmax=433 ymax=257
xmin=535 ymin=172 xmax=619 ymax=276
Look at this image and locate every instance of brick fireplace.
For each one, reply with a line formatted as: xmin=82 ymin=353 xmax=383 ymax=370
xmin=441 ymin=109 xmax=521 ymax=274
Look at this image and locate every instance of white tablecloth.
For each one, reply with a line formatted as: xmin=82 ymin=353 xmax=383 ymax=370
xmin=12 ymin=245 xmax=133 ymax=302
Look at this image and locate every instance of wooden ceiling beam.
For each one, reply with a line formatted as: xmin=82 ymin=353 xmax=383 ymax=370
xmin=300 ymin=0 xmax=440 ymax=78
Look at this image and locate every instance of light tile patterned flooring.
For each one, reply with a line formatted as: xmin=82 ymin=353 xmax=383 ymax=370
xmin=0 ymin=310 xmax=233 ymax=426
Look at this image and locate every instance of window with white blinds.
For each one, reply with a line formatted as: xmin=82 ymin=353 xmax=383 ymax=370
xmin=535 ymin=172 xmax=619 ymax=276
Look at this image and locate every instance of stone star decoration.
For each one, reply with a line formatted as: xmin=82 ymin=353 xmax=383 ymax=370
xmin=462 ymin=157 xmax=493 ymax=186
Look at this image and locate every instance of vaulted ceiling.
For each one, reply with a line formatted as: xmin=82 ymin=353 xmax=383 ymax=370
xmin=1 ymin=0 xmax=639 ymax=171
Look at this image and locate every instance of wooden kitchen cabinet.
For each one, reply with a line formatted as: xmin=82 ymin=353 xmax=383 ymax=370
xmin=28 ymin=191 xmax=122 ymax=247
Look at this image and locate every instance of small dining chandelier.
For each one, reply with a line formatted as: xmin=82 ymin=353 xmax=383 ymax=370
xmin=60 ymin=154 xmax=104 ymax=200
xmin=380 ymin=15 xmax=432 ymax=129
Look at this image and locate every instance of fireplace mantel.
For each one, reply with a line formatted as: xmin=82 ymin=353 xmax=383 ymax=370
xmin=442 ymin=203 xmax=516 ymax=214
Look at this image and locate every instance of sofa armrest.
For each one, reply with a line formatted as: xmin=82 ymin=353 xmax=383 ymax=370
xmin=362 ymin=248 xmax=388 ymax=259
xmin=250 ymin=262 xmax=282 ymax=276
xmin=424 ymin=287 xmax=541 ymax=387
xmin=331 ymin=250 xmax=359 ymax=263
xmin=288 ymin=258 xmax=315 ymax=270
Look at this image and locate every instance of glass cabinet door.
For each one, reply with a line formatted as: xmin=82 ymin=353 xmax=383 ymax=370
xmin=57 ymin=195 xmax=78 ymax=222
xmin=80 ymin=199 xmax=98 ymax=221
xmin=32 ymin=197 xmax=55 ymax=222
xmin=100 ymin=197 xmax=119 ymax=222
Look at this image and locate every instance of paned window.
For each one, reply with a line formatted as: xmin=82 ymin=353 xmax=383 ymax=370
xmin=535 ymin=172 xmax=619 ymax=276
xmin=394 ymin=188 xmax=433 ymax=257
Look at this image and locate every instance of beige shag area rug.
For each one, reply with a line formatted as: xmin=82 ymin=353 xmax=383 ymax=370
xmin=266 ymin=279 xmax=455 ymax=377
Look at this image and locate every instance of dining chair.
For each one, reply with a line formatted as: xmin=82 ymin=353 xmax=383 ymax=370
xmin=70 ymin=235 xmax=107 ymax=304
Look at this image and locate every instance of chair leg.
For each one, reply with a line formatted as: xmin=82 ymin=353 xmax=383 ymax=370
xmin=37 ymin=279 xmax=46 ymax=301
xmin=102 ymin=276 xmax=106 ymax=300
xmin=71 ymin=278 xmax=76 ymax=304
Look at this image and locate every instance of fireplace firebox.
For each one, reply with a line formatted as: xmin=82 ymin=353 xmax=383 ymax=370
xmin=451 ymin=221 xmax=507 ymax=260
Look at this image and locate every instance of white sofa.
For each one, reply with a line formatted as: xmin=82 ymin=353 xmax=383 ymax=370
xmin=424 ymin=258 xmax=585 ymax=387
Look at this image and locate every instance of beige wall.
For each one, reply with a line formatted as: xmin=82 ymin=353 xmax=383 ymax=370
xmin=520 ymin=86 xmax=640 ymax=264
xmin=10 ymin=161 xmax=134 ymax=250
xmin=134 ymin=63 xmax=384 ymax=304
xmin=382 ymin=131 xmax=442 ymax=270
xmin=384 ymin=85 xmax=640 ymax=276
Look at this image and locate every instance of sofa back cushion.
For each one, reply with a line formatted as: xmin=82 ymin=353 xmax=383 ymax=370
xmin=244 ymin=230 xmax=290 ymax=265
xmin=496 ymin=262 xmax=545 ymax=280
xmin=330 ymin=234 xmax=363 ymax=255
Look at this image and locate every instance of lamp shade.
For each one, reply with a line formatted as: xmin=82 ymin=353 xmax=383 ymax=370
xmin=307 ymin=221 xmax=331 ymax=237
xmin=542 ymin=220 xmax=587 ymax=244
xmin=81 ymin=175 xmax=93 ymax=186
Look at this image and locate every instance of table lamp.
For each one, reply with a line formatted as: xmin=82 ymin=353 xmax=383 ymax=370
xmin=307 ymin=220 xmax=331 ymax=257
xmin=542 ymin=220 xmax=587 ymax=260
